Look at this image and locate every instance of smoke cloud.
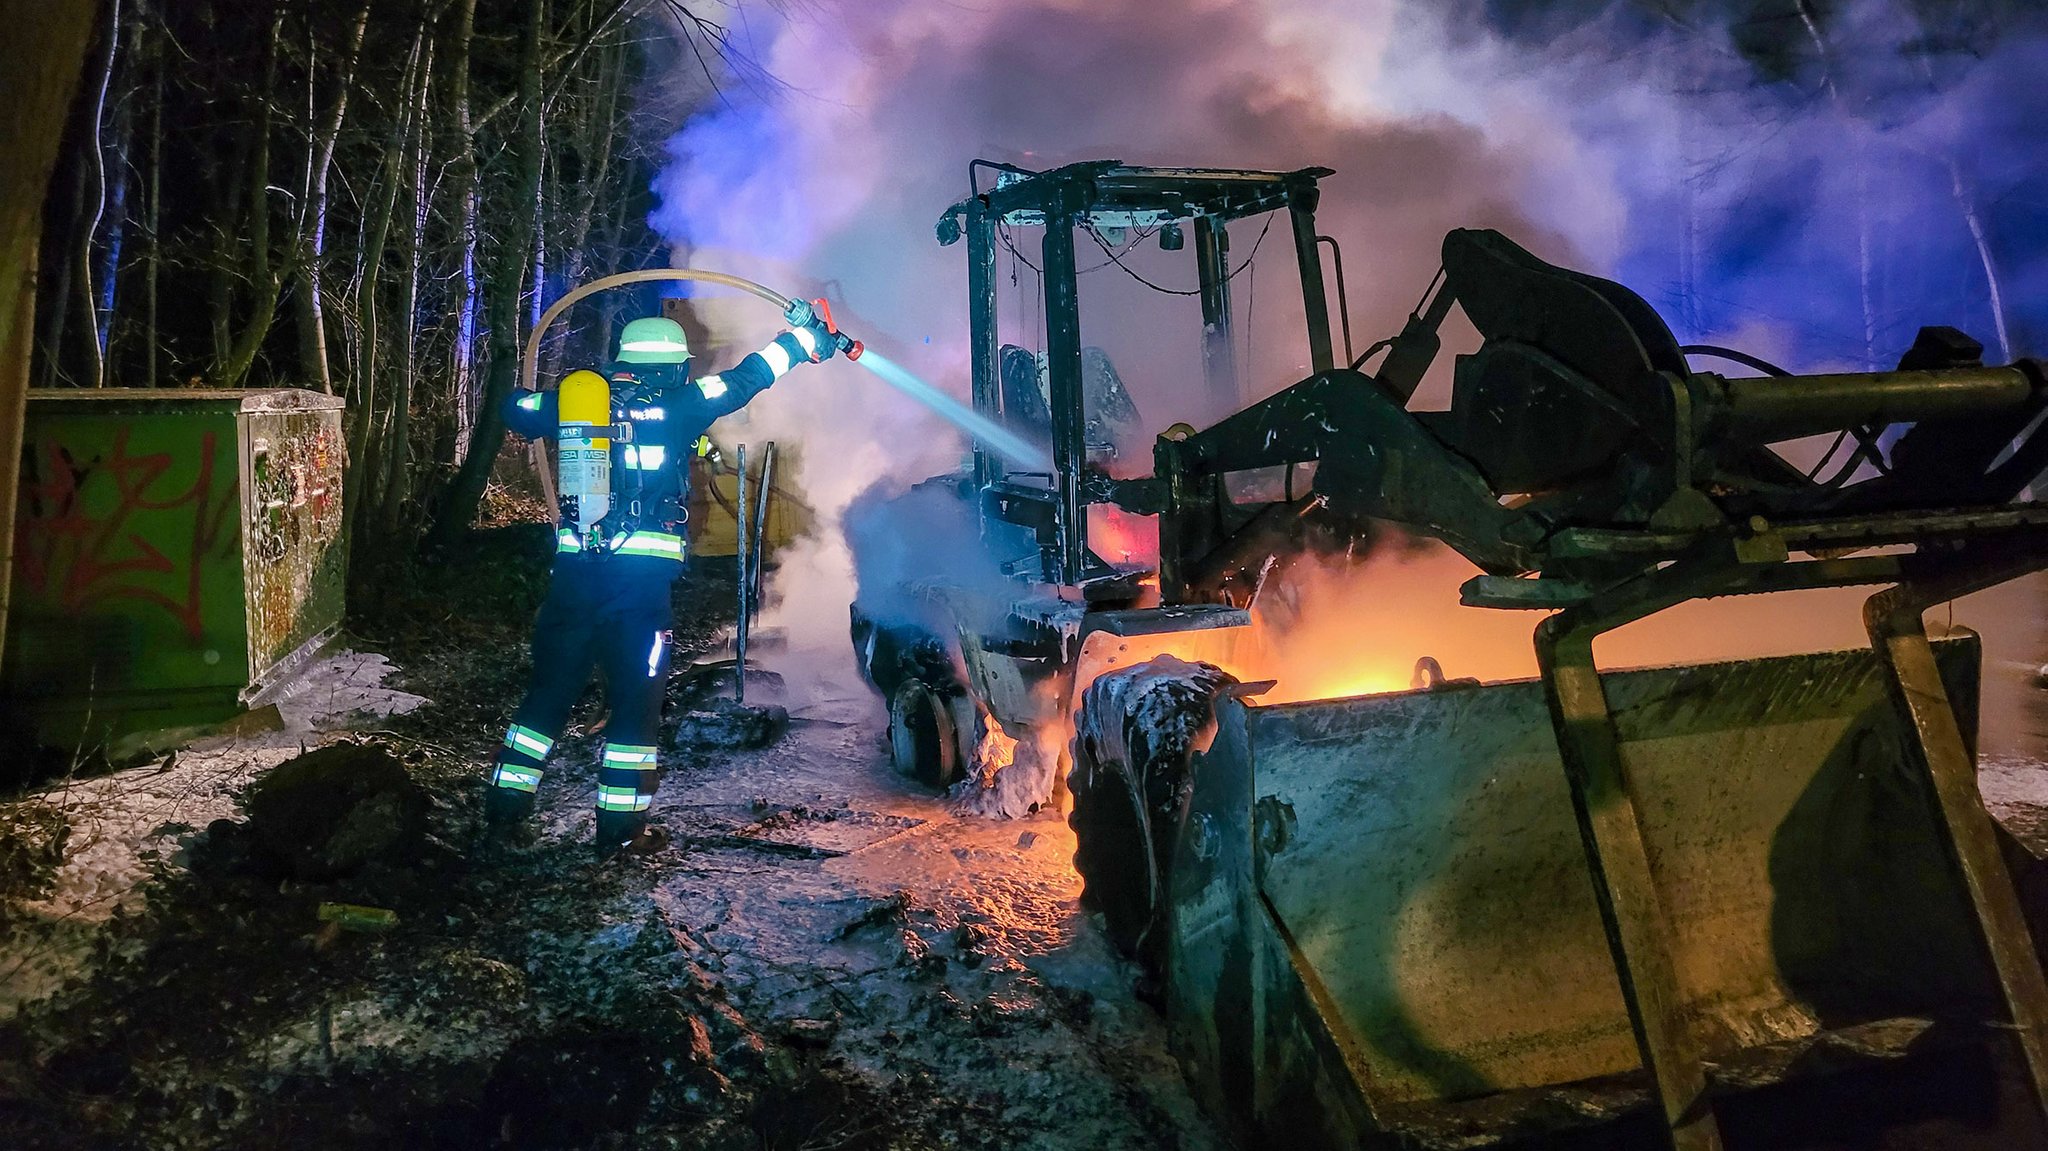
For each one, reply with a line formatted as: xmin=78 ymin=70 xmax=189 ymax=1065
xmin=648 ymin=0 xmax=2046 ymax=745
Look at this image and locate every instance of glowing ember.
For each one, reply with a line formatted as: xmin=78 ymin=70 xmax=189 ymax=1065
xmin=1087 ymin=506 xmax=1161 ymax=567
xmin=1238 ymin=545 xmax=1535 ymax=703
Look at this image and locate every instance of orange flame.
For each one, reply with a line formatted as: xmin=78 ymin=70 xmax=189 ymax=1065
xmin=1238 ymin=545 xmax=1535 ymax=702
xmin=973 ymin=713 xmax=1019 ymax=776
xmin=1141 ymin=541 xmax=1878 ymax=706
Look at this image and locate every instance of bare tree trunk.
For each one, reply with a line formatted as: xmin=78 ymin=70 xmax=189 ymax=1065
xmin=1 ymin=0 xmax=102 ymax=676
xmin=1896 ymin=53 xmax=2016 ymax=364
xmin=431 ymin=0 xmax=545 ymax=549
xmin=207 ymin=122 xmax=247 ymax=375
xmin=36 ymin=164 xmax=82 ymax=387
xmin=293 ymin=0 xmax=372 ymax=396
xmin=537 ymin=158 xmax=564 ymax=384
xmin=592 ymin=179 xmax=638 ymax=357
xmin=542 ymin=33 xmax=621 ymax=381
xmin=142 ymin=2 xmax=160 ymax=388
xmin=531 ymin=129 xmax=547 ymax=333
xmin=1795 ymin=0 xmax=1877 ymax=368
xmin=382 ymin=40 xmax=435 ymax=532
xmin=1854 ymin=158 xmax=1876 ymax=368
xmin=214 ymin=10 xmax=286 ymax=388
xmin=1675 ymin=39 xmax=1703 ymax=338
xmin=348 ymin=21 xmax=427 ymax=542
xmin=571 ymin=42 xmax=620 ymax=276
xmin=1940 ymin=155 xmax=2012 ymax=363
xmin=447 ymin=0 xmax=482 ymax=460
xmin=93 ymin=26 xmax=133 ymax=380
xmin=74 ymin=0 xmax=120 ymax=388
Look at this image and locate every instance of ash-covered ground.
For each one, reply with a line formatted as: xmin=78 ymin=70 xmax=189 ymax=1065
xmin=0 ymin=525 xmax=1219 ymax=1150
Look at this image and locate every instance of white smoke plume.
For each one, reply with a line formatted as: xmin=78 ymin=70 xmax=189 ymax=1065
xmin=651 ymin=0 xmax=1584 ymax=639
xmin=647 ymin=0 xmax=2046 ymax=746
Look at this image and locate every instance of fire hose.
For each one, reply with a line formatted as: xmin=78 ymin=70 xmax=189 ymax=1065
xmin=519 ymin=267 xmax=862 ymax=397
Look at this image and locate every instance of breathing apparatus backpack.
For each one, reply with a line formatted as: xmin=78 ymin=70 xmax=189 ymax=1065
xmin=556 ymin=369 xmax=612 ymax=548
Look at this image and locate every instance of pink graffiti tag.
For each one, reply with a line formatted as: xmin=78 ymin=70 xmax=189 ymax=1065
xmin=15 ymin=428 xmax=238 ymax=642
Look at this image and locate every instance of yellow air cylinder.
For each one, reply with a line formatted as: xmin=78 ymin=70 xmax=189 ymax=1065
xmin=557 ymin=369 xmax=612 ymax=543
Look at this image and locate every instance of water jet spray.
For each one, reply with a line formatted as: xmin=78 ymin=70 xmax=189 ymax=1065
xmin=523 ymin=268 xmax=1043 ymax=472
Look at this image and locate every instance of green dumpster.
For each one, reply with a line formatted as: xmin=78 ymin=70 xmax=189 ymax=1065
xmin=4 ymin=388 xmax=347 ymax=744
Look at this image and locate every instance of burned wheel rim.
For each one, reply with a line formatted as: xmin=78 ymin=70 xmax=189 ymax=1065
xmin=888 ymin=679 xmax=958 ymax=789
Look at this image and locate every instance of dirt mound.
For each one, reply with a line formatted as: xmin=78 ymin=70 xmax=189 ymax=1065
xmin=241 ymin=743 xmax=428 ymax=881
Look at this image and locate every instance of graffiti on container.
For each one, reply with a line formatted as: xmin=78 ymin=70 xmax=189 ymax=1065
xmin=249 ymin=426 xmax=341 ymax=564
xmin=248 ymin=421 xmax=344 ymax=661
xmin=14 ymin=428 xmax=238 ymax=641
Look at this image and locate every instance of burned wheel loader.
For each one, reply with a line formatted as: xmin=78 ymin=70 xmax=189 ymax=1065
xmin=847 ymin=159 xmax=2048 ymax=1149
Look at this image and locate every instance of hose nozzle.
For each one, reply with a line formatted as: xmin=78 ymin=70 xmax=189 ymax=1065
xmin=784 ymin=296 xmax=864 ymax=362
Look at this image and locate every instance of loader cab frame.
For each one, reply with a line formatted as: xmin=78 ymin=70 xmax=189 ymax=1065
xmin=936 ymin=159 xmax=1339 ymax=588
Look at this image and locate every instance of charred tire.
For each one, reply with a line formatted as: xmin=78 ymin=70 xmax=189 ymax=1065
xmin=850 ymin=609 xmax=957 ymax=700
xmin=1069 ymin=739 xmax=1167 ymax=971
xmin=1069 ymin=657 xmax=1236 ymax=979
xmin=888 ymin=678 xmax=960 ymax=790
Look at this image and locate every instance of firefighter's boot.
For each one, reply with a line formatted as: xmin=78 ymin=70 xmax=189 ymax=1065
xmin=593 ymin=809 xmax=649 ymax=853
xmin=484 ymin=785 xmax=537 ymax=826
xmin=483 ymin=722 xmax=552 ymax=839
xmin=593 ymin=741 xmax=658 ymax=853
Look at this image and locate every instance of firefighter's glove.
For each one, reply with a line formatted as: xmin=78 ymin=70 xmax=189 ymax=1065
xmin=799 ymin=319 xmax=838 ymax=364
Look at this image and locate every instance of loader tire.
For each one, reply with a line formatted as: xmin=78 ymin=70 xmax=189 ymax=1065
xmin=849 ymin=610 xmax=955 ymax=701
xmin=1069 ymin=740 xmax=1166 ymax=971
xmin=1070 ymin=656 xmax=1236 ymax=979
xmin=888 ymin=678 xmax=960 ymax=789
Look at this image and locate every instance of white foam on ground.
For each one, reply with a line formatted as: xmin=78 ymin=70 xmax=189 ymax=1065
xmin=271 ymin=651 xmax=429 ymax=733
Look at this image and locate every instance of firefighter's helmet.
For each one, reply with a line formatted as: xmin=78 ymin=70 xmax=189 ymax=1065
xmin=617 ymin=316 xmax=690 ymax=365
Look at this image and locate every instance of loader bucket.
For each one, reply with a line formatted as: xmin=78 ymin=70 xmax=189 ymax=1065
xmin=1135 ymin=636 xmax=2002 ymax=1147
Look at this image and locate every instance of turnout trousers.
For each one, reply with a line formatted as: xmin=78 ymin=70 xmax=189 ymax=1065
xmin=488 ymin=556 xmax=675 ymax=841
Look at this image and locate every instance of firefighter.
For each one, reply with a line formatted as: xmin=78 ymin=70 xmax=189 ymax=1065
xmin=486 ymin=311 xmax=838 ymax=850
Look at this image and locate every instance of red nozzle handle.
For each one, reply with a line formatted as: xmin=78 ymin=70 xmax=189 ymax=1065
xmin=811 ymin=297 xmax=863 ymax=361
